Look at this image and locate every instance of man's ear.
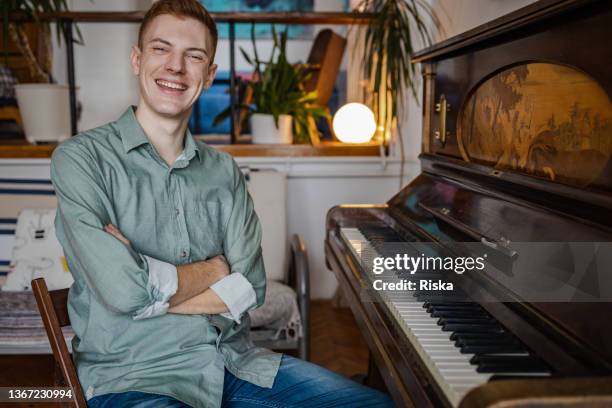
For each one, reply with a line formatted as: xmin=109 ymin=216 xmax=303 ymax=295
xmin=130 ymin=45 xmax=142 ymax=75
xmin=204 ymin=63 xmax=218 ymax=90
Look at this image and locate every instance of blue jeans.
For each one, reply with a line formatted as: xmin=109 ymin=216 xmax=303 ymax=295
xmin=88 ymin=355 xmax=394 ymax=407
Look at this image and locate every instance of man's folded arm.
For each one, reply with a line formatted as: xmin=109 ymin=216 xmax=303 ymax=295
xmin=167 ymin=160 xmax=265 ymax=323
xmin=51 ymin=144 xmax=223 ymax=319
xmin=52 ymin=144 xmax=165 ymax=318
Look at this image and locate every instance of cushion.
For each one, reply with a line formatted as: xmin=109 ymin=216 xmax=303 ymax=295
xmin=249 ymin=280 xmax=302 ymax=341
xmin=246 ymin=170 xmax=288 ymax=282
xmin=3 ymin=208 xmax=73 ymax=291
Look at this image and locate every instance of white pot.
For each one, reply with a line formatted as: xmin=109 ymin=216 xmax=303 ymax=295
xmin=15 ymin=84 xmax=73 ymax=144
xmin=250 ymin=113 xmax=293 ymax=144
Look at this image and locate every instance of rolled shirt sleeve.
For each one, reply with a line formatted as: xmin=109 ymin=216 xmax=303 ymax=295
xmin=210 ymin=273 xmax=257 ymax=323
xmin=51 ymin=142 xmax=175 ymax=318
xmin=133 ymin=255 xmax=179 ymax=320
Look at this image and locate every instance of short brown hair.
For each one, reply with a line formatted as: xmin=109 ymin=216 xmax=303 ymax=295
xmin=138 ymin=0 xmax=218 ymax=62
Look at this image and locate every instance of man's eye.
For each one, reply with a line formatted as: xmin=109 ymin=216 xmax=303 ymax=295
xmin=188 ymin=54 xmax=204 ymax=61
xmin=153 ymin=47 xmax=167 ymax=53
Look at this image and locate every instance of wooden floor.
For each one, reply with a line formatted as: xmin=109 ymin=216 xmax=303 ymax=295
xmin=310 ymin=300 xmax=370 ymax=378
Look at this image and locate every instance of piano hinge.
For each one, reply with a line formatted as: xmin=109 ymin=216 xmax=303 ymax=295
xmin=434 ymin=94 xmax=451 ymax=146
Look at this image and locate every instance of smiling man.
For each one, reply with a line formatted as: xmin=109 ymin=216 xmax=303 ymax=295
xmin=50 ymin=1 xmax=394 ymax=407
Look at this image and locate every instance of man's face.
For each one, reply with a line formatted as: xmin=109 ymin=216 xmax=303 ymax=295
xmin=131 ymin=14 xmax=217 ymax=119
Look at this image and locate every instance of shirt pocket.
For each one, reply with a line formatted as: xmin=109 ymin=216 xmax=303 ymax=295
xmin=191 ymin=201 xmax=224 ymax=257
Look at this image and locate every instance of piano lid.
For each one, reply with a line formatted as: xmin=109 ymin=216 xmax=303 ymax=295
xmin=410 ymin=0 xmax=611 ymax=222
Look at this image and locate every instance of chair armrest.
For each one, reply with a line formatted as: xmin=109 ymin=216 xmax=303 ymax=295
xmin=288 ymin=234 xmax=310 ymax=360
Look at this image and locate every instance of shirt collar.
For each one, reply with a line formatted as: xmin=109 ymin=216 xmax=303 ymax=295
xmin=117 ymin=106 xmax=201 ymax=162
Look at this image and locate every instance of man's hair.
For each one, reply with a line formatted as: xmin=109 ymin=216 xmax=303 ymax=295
xmin=138 ymin=0 xmax=218 ymax=62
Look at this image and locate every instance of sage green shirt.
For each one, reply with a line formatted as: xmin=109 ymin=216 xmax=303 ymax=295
xmin=50 ymin=107 xmax=281 ymax=408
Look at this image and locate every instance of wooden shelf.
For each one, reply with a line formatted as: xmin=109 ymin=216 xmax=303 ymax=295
xmin=0 ymin=140 xmax=381 ymax=159
xmin=9 ymin=11 xmax=374 ymax=25
xmin=215 ymin=142 xmax=381 ymax=157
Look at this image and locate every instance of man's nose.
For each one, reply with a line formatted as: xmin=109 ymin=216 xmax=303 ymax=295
xmin=165 ymin=51 xmax=185 ymax=74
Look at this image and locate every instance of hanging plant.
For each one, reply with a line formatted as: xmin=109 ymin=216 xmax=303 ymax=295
xmin=352 ymin=0 xmax=439 ymax=143
xmin=2 ymin=0 xmax=84 ymax=83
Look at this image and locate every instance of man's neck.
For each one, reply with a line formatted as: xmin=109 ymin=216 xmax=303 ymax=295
xmin=134 ymin=103 xmax=190 ymax=166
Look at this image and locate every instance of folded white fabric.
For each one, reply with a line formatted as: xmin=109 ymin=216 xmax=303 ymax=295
xmin=3 ymin=208 xmax=73 ymax=291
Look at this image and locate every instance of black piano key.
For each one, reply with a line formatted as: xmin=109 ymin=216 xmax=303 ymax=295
xmin=415 ymin=293 xmax=469 ymax=303
xmin=430 ymin=310 xmax=490 ymax=318
xmin=471 ymin=355 xmax=549 ymax=374
xmin=455 ymin=337 xmax=520 ymax=348
xmin=442 ymin=323 xmax=504 ymax=333
xmin=424 ymin=302 xmax=482 ymax=311
xmin=450 ymin=332 xmax=515 ymax=342
xmin=437 ymin=317 xmax=495 ymax=326
xmin=489 ymin=373 xmax=551 ymax=381
xmin=477 ymin=362 xmax=549 ymax=374
xmin=460 ymin=344 xmax=526 ymax=355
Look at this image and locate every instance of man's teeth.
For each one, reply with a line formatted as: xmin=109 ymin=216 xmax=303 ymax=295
xmin=156 ymin=80 xmax=187 ymax=90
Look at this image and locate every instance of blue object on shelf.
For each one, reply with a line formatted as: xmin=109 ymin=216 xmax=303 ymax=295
xmin=189 ymin=71 xmax=233 ymax=135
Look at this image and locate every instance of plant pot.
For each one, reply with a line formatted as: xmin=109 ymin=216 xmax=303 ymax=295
xmin=14 ymin=84 xmax=73 ymax=144
xmin=250 ymin=113 xmax=293 ymax=144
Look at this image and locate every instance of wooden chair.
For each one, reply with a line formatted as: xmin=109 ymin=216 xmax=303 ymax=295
xmin=31 ymin=278 xmax=87 ymax=408
xmin=302 ymin=29 xmax=347 ymax=112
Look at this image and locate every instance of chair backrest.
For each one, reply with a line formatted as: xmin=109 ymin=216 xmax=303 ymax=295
xmin=304 ymin=29 xmax=347 ymax=107
xmin=246 ymin=170 xmax=288 ymax=282
xmin=31 ymin=278 xmax=87 ymax=408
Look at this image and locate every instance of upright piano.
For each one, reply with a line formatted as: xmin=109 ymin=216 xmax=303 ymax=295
xmin=325 ymin=0 xmax=612 ymax=406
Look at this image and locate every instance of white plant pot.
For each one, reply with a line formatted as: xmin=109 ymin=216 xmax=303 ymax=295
xmin=250 ymin=113 xmax=293 ymax=144
xmin=15 ymin=84 xmax=72 ymax=144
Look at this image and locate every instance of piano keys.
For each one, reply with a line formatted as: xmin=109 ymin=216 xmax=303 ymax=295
xmin=325 ymin=0 xmax=612 ymax=406
xmin=340 ymin=226 xmax=550 ymax=406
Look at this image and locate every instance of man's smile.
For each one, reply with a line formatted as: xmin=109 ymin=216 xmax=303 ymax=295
xmin=155 ymin=78 xmax=188 ymax=92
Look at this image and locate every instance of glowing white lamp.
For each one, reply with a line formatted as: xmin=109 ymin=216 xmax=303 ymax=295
xmin=332 ymin=103 xmax=376 ymax=143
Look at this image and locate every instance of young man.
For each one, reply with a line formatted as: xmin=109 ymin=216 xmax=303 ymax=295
xmin=51 ymin=1 xmax=394 ymax=407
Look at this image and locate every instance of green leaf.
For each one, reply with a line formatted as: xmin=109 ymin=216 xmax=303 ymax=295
xmin=239 ymin=47 xmax=253 ymax=66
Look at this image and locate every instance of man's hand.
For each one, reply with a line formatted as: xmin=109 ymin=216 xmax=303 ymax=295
xmin=171 ymin=255 xmax=230 ymax=306
xmin=103 ymin=224 xmax=231 ymax=306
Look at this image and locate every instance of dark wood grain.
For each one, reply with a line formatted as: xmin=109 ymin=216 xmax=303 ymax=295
xmin=9 ymin=11 xmax=374 ymax=25
xmin=31 ymin=279 xmax=87 ymax=408
xmin=411 ymin=0 xmax=598 ymax=62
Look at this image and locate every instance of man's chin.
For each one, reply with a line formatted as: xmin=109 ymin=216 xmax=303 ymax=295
xmin=150 ymin=103 xmax=192 ymax=120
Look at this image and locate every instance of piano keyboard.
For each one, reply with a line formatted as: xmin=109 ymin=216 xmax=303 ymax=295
xmin=339 ymin=226 xmax=551 ymax=407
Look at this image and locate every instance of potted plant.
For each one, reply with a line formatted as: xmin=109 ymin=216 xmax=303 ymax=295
xmin=352 ymin=0 xmax=438 ymax=143
xmin=215 ymin=26 xmax=328 ymax=144
xmin=2 ymin=0 xmax=83 ymax=144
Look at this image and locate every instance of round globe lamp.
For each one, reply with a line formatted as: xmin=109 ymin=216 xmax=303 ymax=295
xmin=332 ymin=103 xmax=376 ymax=143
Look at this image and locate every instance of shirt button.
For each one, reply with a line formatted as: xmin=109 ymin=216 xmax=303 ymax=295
xmin=175 ymin=208 xmax=180 ymax=216
xmin=181 ymin=250 xmax=187 ymax=258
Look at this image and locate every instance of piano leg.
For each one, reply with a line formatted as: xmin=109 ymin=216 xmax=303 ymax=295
xmin=366 ymin=352 xmax=389 ymax=393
